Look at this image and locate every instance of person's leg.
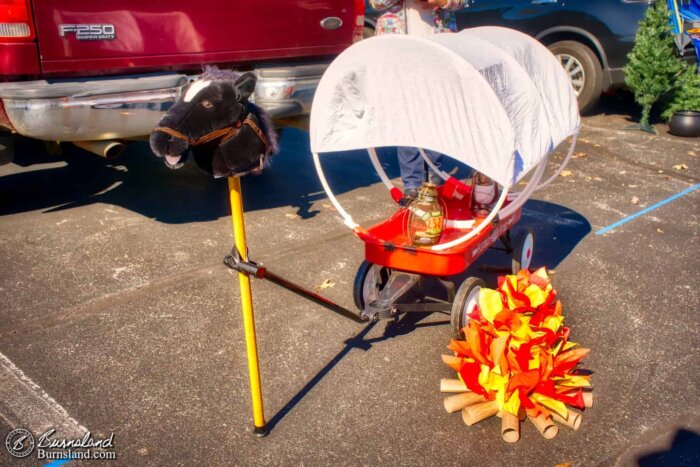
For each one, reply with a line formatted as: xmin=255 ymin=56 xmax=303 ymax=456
xmin=397 ymin=146 xmax=425 ymax=192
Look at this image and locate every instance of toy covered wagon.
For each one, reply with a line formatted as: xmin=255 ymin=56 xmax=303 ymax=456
xmin=309 ymin=27 xmax=580 ymax=332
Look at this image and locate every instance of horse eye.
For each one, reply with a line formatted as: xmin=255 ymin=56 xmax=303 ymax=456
xmin=201 ymin=100 xmax=213 ymax=108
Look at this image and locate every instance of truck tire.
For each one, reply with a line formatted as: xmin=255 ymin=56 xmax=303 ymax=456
xmin=548 ymin=40 xmax=603 ymax=113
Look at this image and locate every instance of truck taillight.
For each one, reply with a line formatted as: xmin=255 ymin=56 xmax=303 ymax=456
xmin=353 ymin=0 xmax=365 ymax=43
xmin=0 ymin=0 xmax=35 ymax=41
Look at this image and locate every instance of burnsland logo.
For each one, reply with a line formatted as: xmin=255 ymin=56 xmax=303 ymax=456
xmin=59 ymin=24 xmax=116 ymax=41
xmin=37 ymin=428 xmax=115 ymax=450
xmin=5 ymin=428 xmax=117 ymax=461
xmin=35 ymin=428 xmax=117 ymax=461
xmin=5 ymin=429 xmax=35 ymax=458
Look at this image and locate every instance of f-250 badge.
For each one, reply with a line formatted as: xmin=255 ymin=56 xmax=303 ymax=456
xmin=59 ymin=24 xmax=116 ymax=41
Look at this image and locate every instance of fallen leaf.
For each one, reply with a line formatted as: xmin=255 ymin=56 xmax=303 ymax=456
xmin=285 ymin=213 xmax=301 ymax=220
xmin=688 ymin=151 xmax=697 ymax=156
xmin=672 ymin=163 xmax=688 ymax=170
xmin=657 ymin=228 xmax=664 ymax=233
xmin=593 ymin=143 xmax=601 ymax=148
xmin=572 ymin=151 xmax=588 ymax=159
xmin=631 ymin=196 xmax=639 ymax=205
xmin=560 ymin=170 xmax=573 ymax=177
xmin=315 ymin=279 xmax=336 ymax=294
xmin=555 ymin=463 xmax=571 ymax=467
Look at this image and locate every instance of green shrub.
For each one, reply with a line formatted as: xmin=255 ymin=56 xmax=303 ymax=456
xmin=662 ymin=63 xmax=700 ymax=119
xmin=624 ymin=2 xmax=682 ymax=132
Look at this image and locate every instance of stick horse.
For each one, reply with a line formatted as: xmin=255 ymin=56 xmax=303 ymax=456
xmin=150 ymin=67 xmax=278 ymax=177
xmin=150 ymin=68 xmax=282 ymax=437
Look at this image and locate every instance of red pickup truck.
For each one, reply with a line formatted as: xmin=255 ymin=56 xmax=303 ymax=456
xmin=0 ymin=0 xmax=364 ymax=161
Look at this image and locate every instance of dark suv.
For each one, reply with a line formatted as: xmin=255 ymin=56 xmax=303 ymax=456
xmin=366 ymin=0 xmax=653 ymax=111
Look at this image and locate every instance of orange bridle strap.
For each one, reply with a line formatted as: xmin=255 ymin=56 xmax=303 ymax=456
xmin=154 ymin=113 xmax=269 ymax=149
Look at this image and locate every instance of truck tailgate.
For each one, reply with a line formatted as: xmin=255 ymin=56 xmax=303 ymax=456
xmin=31 ymin=0 xmax=356 ymax=76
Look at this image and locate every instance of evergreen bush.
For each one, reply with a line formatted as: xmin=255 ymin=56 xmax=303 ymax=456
xmin=624 ymin=2 xmax=682 ymax=133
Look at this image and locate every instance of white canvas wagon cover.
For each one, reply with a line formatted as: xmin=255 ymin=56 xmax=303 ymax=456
xmin=310 ymin=27 xmax=580 ymax=187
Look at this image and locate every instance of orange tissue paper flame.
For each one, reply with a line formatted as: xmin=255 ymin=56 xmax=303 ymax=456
xmin=445 ymin=268 xmax=591 ymax=418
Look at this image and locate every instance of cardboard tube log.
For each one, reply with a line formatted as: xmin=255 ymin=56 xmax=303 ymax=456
xmin=552 ymin=410 xmax=582 ymax=430
xmin=497 ymin=408 xmax=526 ymax=421
xmin=440 ymin=378 xmax=469 ymax=393
xmin=444 ymin=392 xmax=485 ymax=413
xmin=462 ymin=400 xmax=499 ymax=426
xmin=528 ymin=414 xmax=559 ymax=439
xmin=583 ymin=391 xmax=593 ymax=408
xmin=501 ymin=411 xmax=520 ymax=443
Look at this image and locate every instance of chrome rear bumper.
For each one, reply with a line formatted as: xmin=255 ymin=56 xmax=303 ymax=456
xmin=2 ymin=88 xmax=181 ymax=141
xmin=253 ymin=63 xmax=328 ymax=118
xmin=0 ymin=74 xmax=186 ymax=141
xmin=0 ymin=65 xmax=325 ymax=141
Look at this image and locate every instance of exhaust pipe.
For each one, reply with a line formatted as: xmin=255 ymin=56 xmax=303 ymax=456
xmin=73 ymin=140 xmax=125 ymax=159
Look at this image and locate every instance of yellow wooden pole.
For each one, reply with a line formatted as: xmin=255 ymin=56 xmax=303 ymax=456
xmin=228 ymin=176 xmax=267 ymax=436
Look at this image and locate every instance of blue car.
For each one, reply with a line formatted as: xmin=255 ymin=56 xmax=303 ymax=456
xmin=365 ymin=0 xmax=653 ymax=111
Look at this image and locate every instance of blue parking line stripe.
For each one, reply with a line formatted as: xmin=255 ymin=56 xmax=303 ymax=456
xmin=596 ymin=183 xmax=700 ymax=235
xmin=44 ymin=459 xmax=72 ymax=467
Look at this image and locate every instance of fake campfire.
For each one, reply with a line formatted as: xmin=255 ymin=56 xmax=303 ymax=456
xmin=440 ymin=268 xmax=592 ymax=442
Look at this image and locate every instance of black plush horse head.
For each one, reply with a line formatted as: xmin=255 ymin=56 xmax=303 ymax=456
xmin=150 ymin=67 xmax=278 ymax=177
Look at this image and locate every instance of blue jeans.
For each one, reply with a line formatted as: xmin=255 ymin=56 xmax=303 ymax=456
xmin=397 ymin=147 xmax=444 ymax=191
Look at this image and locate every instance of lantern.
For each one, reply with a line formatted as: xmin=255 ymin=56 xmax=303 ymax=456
xmin=471 ymin=172 xmax=498 ymax=217
xmin=405 ymin=182 xmax=445 ymax=246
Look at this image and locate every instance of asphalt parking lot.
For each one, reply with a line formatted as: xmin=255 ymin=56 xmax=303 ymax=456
xmin=0 ymin=98 xmax=699 ymax=466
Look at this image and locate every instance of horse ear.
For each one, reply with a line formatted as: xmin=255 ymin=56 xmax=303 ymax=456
xmin=235 ymin=72 xmax=257 ymax=101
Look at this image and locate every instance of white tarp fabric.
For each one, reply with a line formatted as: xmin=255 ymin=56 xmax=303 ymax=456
xmin=426 ymin=32 xmax=552 ymax=182
xmin=461 ymin=27 xmax=580 ymax=149
xmin=309 ymin=29 xmax=580 ymax=187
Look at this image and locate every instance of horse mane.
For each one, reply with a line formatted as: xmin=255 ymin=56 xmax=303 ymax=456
xmin=200 ymin=65 xmax=243 ymax=82
xmin=199 ymin=66 xmax=279 ymax=156
xmin=246 ymin=101 xmax=279 ymax=156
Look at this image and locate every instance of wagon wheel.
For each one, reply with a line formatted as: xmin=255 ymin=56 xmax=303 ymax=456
xmin=450 ymin=277 xmax=486 ymax=337
xmin=512 ymin=228 xmax=535 ymax=274
xmin=353 ymin=260 xmax=390 ymax=311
